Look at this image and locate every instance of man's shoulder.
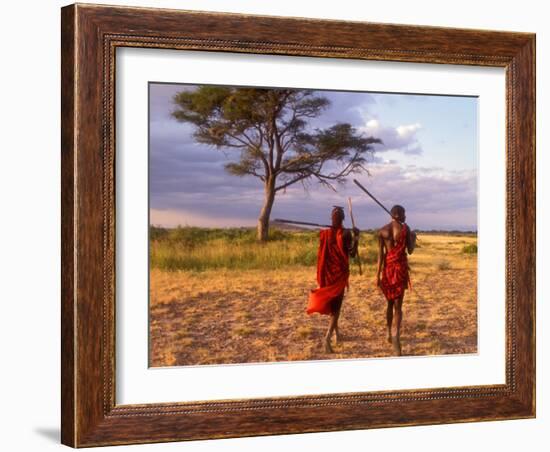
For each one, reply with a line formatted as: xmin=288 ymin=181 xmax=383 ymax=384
xmin=393 ymin=221 xmax=404 ymax=233
xmin=378 ymin=223 xmax=392 ymax=237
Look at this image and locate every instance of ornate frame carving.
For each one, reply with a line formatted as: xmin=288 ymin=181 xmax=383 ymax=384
xmin=61 ymin=4 xmax=535 ymax=447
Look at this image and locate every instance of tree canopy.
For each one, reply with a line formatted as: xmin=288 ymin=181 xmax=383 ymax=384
xmin=172 ymin=86 xmax=381 ymax=240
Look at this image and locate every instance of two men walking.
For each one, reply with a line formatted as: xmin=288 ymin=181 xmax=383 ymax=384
xmin=307 ymin=204 xmax=415 ymax=354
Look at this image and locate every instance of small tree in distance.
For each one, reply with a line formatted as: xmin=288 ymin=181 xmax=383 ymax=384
xmin=172 ymin=86 xmax=381 ymax=241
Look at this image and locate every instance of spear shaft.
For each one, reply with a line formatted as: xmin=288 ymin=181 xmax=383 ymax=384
xmin=353 ymin=179 xmax=419 ymax=242
xmin=273 ymin=219 xmax=332 ymax=229
xmin=347 ymin=197 xmax=363 ymax=275
xmin=353 ymin=179 xmax=395 ymax=219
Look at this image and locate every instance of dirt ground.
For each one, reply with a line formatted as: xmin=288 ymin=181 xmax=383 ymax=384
xmin=149 ymin=234 xmax=477 ymax=367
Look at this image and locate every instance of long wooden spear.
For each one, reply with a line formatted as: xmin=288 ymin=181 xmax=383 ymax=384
xmin=273 ymin=219 xmax=332 ymax=229
xmin=353 ymin=178 xmax=419 ymax=244
xmin=353 ymin=179 xmax=396 ymax=220
xmin=347 ymin=197 xmax=363 ymax=275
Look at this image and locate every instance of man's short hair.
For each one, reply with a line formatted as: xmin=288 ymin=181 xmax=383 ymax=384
xmin=390 ymin=205 xmax=405 ymax=217
xmin=331 ymin=206 xmax=345 ymax=222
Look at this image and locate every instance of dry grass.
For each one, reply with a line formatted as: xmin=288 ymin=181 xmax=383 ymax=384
xmin=149 ymin=233 xmax=477 ymax=367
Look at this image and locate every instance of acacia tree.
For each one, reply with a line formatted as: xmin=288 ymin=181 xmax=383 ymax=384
xmin=172 ymin=87 xmax=381 ymax=241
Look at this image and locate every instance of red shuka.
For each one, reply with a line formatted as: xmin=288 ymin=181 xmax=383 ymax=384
xmin=380 ymin=223 xmax=410 ymax=301
xmin=307 ymin=227 xmax=349 ymax=315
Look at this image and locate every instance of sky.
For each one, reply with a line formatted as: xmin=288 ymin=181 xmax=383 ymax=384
xmin=149 ymin=83 xmax=478 ymax=231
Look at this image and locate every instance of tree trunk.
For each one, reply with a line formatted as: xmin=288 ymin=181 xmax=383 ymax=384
xmin=257 ymin=179 xmax=276 ymax=241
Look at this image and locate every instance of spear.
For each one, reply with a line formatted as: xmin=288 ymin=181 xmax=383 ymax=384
xmin=353 ymin=178 xmax=419 ymax=243
xmin=353 ymin=179 xmax=397 ymax=220
xmin=273 ymin=219 xmax=332 ymax=229
xmin=347 ymin=197 xmax=363 ymax=275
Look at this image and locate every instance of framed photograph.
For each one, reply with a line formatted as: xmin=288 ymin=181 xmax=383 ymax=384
xmin=61 ymin=3 xmax=535 ymax=447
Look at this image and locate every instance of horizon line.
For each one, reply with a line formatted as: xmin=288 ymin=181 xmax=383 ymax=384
xmin=149 ymin=224 xmax=478 ymax=233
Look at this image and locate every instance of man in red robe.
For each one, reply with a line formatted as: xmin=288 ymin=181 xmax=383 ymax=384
xmin=376 ymin=205 xmax=416 ymax=354
xmin=307 ymin=206 xmax=359 ymax=353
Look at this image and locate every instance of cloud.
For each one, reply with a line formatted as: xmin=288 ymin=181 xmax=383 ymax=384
xmin=361 ymin=119 xmax=423 ymax=155
xmin=150 ymin=160 xmax=477 ymax=231
xmin=350 ymin=162 xmax=477 ymax=230
xmin=148 ymin=83 xmax=475 ymax=231
xmin=313 ymin=91 xmax=375 ymax=128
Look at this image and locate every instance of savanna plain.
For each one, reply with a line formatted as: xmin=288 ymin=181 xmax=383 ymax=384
xmin=149 ymin=226 xmax=477 ymax=367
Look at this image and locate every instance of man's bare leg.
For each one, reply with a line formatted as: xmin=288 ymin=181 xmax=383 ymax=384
xmin=386 ymin=299 xmax=394 ymax=343
xmin=392 ymin=336 xmax=402 ymax=356
xmin=324 ymin=310 xmax=340 ymax=353
xmin=324 ymin=315 xmax=334 ymax=353
xmin=392 ymin=296 xmax=404 ymax=340
xmin=334 ymin=305 xmax=343 ymax=344
xmin=324 ymin=295 xmax=343 ymax=352
xmin=388 ymin=296 xmax=403 ymax=355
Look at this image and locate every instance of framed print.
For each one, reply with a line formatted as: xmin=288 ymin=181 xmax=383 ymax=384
xmin=61 ymin=3 xmax=535 ymax=447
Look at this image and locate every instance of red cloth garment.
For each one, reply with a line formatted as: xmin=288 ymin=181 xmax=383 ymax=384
xmin=307 ymin=227 xmax=349 ymax=315
xmin=380 ymin=223 xmax=411 ymax=301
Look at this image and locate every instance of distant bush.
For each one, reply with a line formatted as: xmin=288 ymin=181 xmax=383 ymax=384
xmin=436 ymin=259 xmax=452 ymax=271
xmin=149 ymin=226 xmax=169 ymax=241
xmin=462 ymin=243 xmax=478 ymax=254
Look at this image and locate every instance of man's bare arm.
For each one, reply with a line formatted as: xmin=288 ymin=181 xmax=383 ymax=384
xmin=376 ymin=230 xmax=386 ymax=286
xmin=406 ymin=226 xmax=416 ymax=255
xmin=343 ymin=229 xmax=359 ymax=258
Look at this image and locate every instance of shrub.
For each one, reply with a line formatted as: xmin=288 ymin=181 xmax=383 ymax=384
xmin=462 ymin=243 xmax=478 ymax=254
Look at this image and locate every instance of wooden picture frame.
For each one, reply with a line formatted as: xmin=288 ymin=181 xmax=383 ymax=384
xmin=61 ymin=3 xmax=535 ymax=447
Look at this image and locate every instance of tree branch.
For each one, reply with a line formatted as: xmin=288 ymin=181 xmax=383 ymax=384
xmin=275 ymin=173 xmax=310 ymax=191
